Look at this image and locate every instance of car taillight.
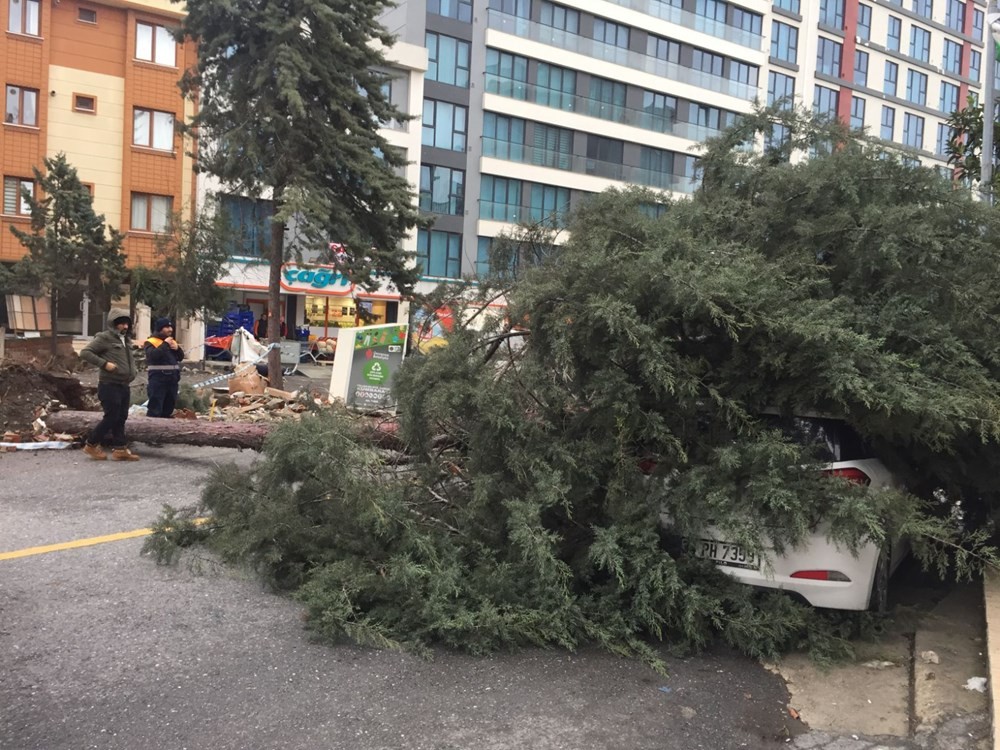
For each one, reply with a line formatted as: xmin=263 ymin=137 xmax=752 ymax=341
xmin=821 ymin=467 xmax=871 ymax=485
xmin=790 ymin=570 xmax=851 ymax=582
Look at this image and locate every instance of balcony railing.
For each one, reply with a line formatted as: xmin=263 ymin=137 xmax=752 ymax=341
xmin=607 ymin=0 xmax=763 ymax=50
xmin=484 ymin=73 xmax=723 ymax=142
xmin=479 ymin=200 xmax=570 ymax=226
xmin=486 ymin=10 xmax=758 ymax=101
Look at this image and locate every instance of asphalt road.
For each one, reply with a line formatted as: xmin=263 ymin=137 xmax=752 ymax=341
xmin=0 ymin=444 xmax=964 ymax=750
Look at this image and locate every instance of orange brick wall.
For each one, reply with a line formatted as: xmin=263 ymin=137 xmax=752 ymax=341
xmin=49 ymin=1 xmax=126 ymax=78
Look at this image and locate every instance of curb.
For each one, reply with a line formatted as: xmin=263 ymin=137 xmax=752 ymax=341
xmin=986 ymin=570 xmax=1000 ymax=750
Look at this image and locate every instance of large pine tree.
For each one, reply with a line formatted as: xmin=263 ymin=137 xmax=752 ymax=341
xmin=178 ymin=0 xmax=422 ymax=386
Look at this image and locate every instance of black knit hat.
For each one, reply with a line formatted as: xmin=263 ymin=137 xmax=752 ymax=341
xmin=154 ymin=317 xmax=173 ymax=333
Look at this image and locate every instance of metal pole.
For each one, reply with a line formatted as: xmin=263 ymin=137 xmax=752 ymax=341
xmin=983 ymin=4 xmax=1000 ymax=204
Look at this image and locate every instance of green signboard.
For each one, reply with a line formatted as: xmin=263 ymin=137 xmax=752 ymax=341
xmin=346 ymin=324 xmax=408 ymax=410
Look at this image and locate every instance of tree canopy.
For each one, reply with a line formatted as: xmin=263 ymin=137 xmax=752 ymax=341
xmin=148 ymin=110 xmax=1000 ymax=665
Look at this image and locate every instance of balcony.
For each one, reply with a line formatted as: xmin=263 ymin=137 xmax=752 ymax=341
xmin=486 ymin=10 xmax=758 ymax=101
xmin=607 ymin=0 xmax=763 ymax=50
xmin=484 ymin=73 xmax=724 ymax=142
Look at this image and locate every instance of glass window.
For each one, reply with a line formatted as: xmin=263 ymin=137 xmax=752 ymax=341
xmin=911 ymin=0 xmax=932 ymax=19
xmin=4 ymin=85 xmax=38 ymax=126
xmin=416 ymin=229 xmax=462 ymax=279
xmin=588 ymin=76 xmax=625 ymax=120
xmin=426 ymin=32 xmax=471 ymax=88
xmin=884 ymin=61 xmax=898 ymax=96
xmin=887 ymin=16 xmax=902 ymax=52
xmin=974 ymin=9 xmax=984 ymax=41
xmin=483 ymin=112 xmax=526 ymax=160
xmin=943 ymin=39 xmax=962 ymax=75
xmin=586 ymin=135 xmax=624 ymax=164
xmin=946 ymin=0 xmax=965 ymax=32
xmin=880 ymin=105 xmax=894 ymax=140
xmin=816 ymin=37 xmax=842 ymax=77
xmin=479 ymin=175 xmax=522 ymax=222
xmin=8 ymin=0 xmax=39 ymax=35
xmin=909 ymin=26 xmax=930 ymax=63
xmin=535 ymin=62 xmax=576 ymax=110
xmin=693 ymin=48 xmax=724 ymax=76
xmin=485 ymin=49 xmax=528 ymax=100
xmin=903 ymin=113 xmax=924 ymax=149
xmin=773 ymin=0 xmax=800 ymax=12
xmin=936 ymin=123 xmax=954 ymax=155
xmin=528 ymin=183 xmax=570 ymax=226
xmin=419 ymin=164 xmax=465 ymax=215
xmin=971 ymin=50 xmax=982 ymax=83
xmin=857 ymin=4 xmax=872 ymax=41
xmin=136 ymin=22 xmax=176 ymax=67
xmin=133 ymin=108 xmax=174 ymax=150
xmin=422 ymin=99 xmax=467 ymax=151
xmin=220 ymin=194 xmax=274 ymax=257
xmin=696 ymin=0 xmax=725 ymax=22
xmin=429 ymin=0 xmax=473 ymax=23
xmin=819 ymin=0 xmax=844 ymax=29
xmin=540 ymin=1 xmax=579 ymax=33
xmin=131 ymin=193 xmax=172 ymax=233
xmin=594 ymin=18 xmax=629 ymax=48
xmin=638 ymin=146 xmax=676 ymax=189
xmin=476 ymin=236 xmax=492 ymax=277
xmin=497 ymin=0 xmax=530 ymax=16
xmin=3 ymin=176 xmax=32 ymax=215
xmin=854 ymin=50 xmax=869 ymax=87
xmin=730 ymin=61 xmax=758 ymax=87
xmin=642 ymin=90 xmax=678 ymax=131
xmin=771 ymin=21 xmax=798 ymax=64
xmin=940 ymin=81 xmax=959 ymax=114
xmin=850 ymin=96 xmax=865 ymax=130
xmin=906 ymin=69 xmax=927 ymax=106
xmin=732 ymin=8 xmax=762 ymax=35
xmin=647 ymin=35 xmax=680 ymax=64
xmin=532 ymin=123 xmax=573 ymax=169
xmin=768 ymin=71 xmax=795 ymax=109
xmin=813 ymin=84 xmax=839 ymax=117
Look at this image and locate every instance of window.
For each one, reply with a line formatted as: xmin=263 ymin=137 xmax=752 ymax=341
xmin=73 ymin=94 xmax=96 ymax=113
xmin=906 ymin=69 xmax=927 ymax=106
xmin=480 ymin=175 xmax=522 ymax=222
xmin=426 ymin=32 xmax=470 ymax=88
xmin=643 ymin=90 xmax=678 ymax=131
xmin=417 ymin=229 xmax=461 ymax=279
xmin=428 ymin=0 xmax=472 ymax=22
xmin=857 ymin=4 xmax=872 ymax=41
xmin=532 ymin=123 xmax=573 ymax=169
xmin=940 ymin=81 xmax=959 ymax=114
xmin=909 ymin=27 xmax=930 ymax=63
xmin=771 ymin=21 xmax=798 ymax=64
xmin=816 ymin=38 xmax=842 ymax=77
xmin=540 ymin=1 xmax=579 ymax=33
xmin=419 ymin=164 xmax=465 ymax=215
xmin=528 ymin=183 xmax=570 ymax=225
xmin=422 ymin=99 xmax=467 ymax=151
xmin=535 ymin=62 xmax=575 ymax=110
xmin=483 ymin=113 xmax=526 ymax=160
xmin=881 ymin=105 xmax=895 ymax=140
xmin=476 ymin=236 xmax=492 ymax=277
xmin=135 ymin=22 xmax=176 ymax=67
xmin=887 ymin=16 xmax=902 ymax=52
xmin=974 ymin=9 xmax=984 ymax=41
xmin=220 ymin=195 xmax=274 ymax=256
xmin=773 ymin=0 xmax=800 ymax=12
xmin=850 ymin=96 xmax=865 ymax=130
xmin=594 ymin=18 xmax=629 ymax=48
xmin=130 ymin=193 xmax=172 ymax=233
xmin=732 ymin=7 xmax=762 ymax=35
xmin=497 ymin=0 xmax=530 ymax=17
xmin=485 ymin=49 xmax=528 ymax=100
xmin=693 ymin=48 xmax=724 ymax=76
xmin=730 ymin=61 xmax=759 ymax=87
xmin=689 ymin=102 xmax=736 ymax=130
xmin=903 ymin=113 xmax=924 ymax=149
xmin=647 ymin=35 xmax=680 ymax=64
xmin=946 ymin=0 xmax=965 ymax=32
xmin=8 ymin=0 xmax=40 ymax=35
xmin=854 ymin=51 xmax=869 ymax=87
xmin=911 ymin=0 xmax=931 ymax=19
xmin=768 ymin=71 xmax=795 ymax=109
xmin=588 ymin=77 xmax=625 ymax=120
xmin=813 ymin=85 xmax=839 ymax=117
xmin=133 ymin=108 xmax=174 ymax=150
xmin=696 ymin=0 xmax=725 ymax=22
xmin=936 ymin=123 xmax=954 ymax=155
xmin=3 ymin=176 xmax=32 ymax=215
xmin=884 ymin=61 xmax=898 ymax=96
xmin=943 ymin=39 xmax=962 ymax=76
xmin=819 ymin=0 xmax=844 ymax=29
xmin=971 ymin=50 xmax=982 ymax=83
xmin=586 ymin=135 xmax=624 ymax=167
xmin=5 ymin=85 xmax=38 ymax=126
xmin=78 ymin=6 xmax=97 ymax=23
xmin=638 ymin=146 xmax=675 ymax=189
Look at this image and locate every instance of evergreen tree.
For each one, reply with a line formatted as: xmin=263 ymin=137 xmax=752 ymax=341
xmin=177 ymin=0 xmax=422 ymax=386
xmin=945 ymin=95 xmax=1000 ymax=193
xmin=10 ymin=153 xmax=127 ymax=354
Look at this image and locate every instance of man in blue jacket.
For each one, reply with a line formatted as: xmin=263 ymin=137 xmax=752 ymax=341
xmin=145 ymin=317 xmax=184 ymax=418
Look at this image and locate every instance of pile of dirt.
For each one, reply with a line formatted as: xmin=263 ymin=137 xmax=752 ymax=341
xmin=0 ymin=362 xmax=94 ymax=436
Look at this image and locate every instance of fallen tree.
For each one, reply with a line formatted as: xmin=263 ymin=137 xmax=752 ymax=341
xmin=46 ymin=411 xmax=271 ymax=450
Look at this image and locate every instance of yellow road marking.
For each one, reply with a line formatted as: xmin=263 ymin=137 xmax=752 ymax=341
xmin=0 ymin=518 xmax=209 ymax=561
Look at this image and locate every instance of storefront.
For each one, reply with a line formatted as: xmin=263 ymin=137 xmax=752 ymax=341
xmin=215 ymin=260 xmax=404 ymax=342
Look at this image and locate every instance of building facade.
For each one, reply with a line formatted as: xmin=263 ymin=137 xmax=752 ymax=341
xmin=1 ymin=0 xmax=196 ymax=331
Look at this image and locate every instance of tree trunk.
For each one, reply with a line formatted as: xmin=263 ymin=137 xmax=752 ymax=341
xmin=50 ymin=289 xmax=59 ymax=357
xmin=46 ymin=411 xmax=272 ymax=450
xmin=268 ymin=201 xmax=284 ymax=391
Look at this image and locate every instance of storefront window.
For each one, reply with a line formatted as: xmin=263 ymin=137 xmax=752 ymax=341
xmin=304 ymin=296 xmax=390 ymax=337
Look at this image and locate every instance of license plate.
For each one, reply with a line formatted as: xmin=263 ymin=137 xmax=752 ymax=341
xmin=694 ymin=539 xmax=760 ymax=570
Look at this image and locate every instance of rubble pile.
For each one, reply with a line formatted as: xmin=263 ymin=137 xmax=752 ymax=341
xmin=206 ymin=386 xmax=329 ymax=423
xmin=0 ymin=362 xmax=94 ymax=440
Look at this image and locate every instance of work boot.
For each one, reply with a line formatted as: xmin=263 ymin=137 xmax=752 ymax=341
xmin=82 ymin=443 xmax=107 ymax=461
xmin=111 ymin=448 xmax=140 ymax=462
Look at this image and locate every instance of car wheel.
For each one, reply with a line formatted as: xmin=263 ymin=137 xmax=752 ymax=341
xmin=868 ymin=546 xmax=890 ymax=614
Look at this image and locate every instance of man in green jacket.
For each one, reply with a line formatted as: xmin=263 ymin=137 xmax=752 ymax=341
xmin=79 ymin=307 xmax=140 ymax=461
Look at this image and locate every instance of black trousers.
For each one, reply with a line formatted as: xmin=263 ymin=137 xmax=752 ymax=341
xmin=147 ymin=376 xmax=179 ymax=418
xmin=88 ymin=382 xmax=131 ymax=447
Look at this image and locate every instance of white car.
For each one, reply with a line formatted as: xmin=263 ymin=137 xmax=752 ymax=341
xmin=688 ymin=415 xmax=907 ymax=611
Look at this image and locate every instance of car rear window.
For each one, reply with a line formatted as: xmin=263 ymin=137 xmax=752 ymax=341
xmin=760 ymin=415 xmax=871 ymax=462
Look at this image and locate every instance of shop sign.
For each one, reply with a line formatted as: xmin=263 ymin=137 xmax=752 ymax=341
xmin=281 ymin=263 xmax=354 ymax=295
xmin=345 ymin=324 xmax=408 ymax=410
